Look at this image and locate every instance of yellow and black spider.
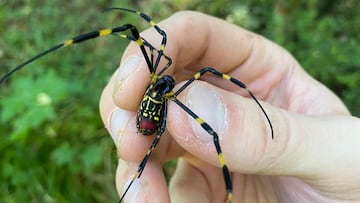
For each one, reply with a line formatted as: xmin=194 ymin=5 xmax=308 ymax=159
xmin=0 ymin=8 xmax=274 ymax=203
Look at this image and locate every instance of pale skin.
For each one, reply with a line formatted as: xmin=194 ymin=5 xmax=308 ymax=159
xmin=99 ymin=11 xmax=360 ymax=203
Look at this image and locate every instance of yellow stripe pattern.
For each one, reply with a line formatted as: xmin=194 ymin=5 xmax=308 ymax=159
xmin=194 ymin=72 xmax=201 ymax=80
xmin=218 ymin=153 xmax=227 ymax=166
xmin=196 ymin=117 xmax=204 ymax=124
xmin=222 ymin=74 xmax=231 ymax=80
xmin=137 ymin=38 xmax=143 ymax=46
xmin=160 ymin=44 xmax=165 ymax=51
xmin=99 ymin=29 xmax=112 ymax=36
xmin=228 ymin=192 xmax=233 ymax=202
xmin=63 ymin=39 xmax=73 ymax=46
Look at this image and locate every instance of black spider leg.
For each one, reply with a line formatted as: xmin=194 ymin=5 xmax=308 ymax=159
xmin=142 ymin=38 xmax=172 ymax=76
xmin=0 ymin=24 xmax=150 ymax=83
xmin=118 ymin=101 xmax=168 ymax=203
xmin=112 ymin=34 xmax=172 ymax=76
xmin=104 ymin=7 xmax=168 ymax=75
xmin=175 ymin=67 xmax=274 ymax=139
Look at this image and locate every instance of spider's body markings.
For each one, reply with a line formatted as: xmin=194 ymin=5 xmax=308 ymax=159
xmin=0 ymin=8 xmax=274 ymax=203
xmin=137 ymin=75 xmax=175 ymax=136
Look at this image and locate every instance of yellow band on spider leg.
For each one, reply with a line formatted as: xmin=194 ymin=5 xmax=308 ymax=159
xmin=137 ymin=38 xmax=143 ymax=46
xmin=218 ymin=153 xmax=226 ymax=166
xmin=222 ymin=74 xmax=231 ymax=80
xmin=196 ymin=117 xmax=204 ymax=124
xmin=99 ymin=29 xmax=112 ymax=36
xmin=194 ymin=72 xmax=201 ymax=79
xmin=63 ymin=39 xmax=73 ymax=46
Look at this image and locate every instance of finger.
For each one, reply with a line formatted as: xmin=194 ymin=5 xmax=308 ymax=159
xmin=167 ymin=81 xmax=360 ymax=183
xmin=116 ymin=159 xmax=169 ymax=202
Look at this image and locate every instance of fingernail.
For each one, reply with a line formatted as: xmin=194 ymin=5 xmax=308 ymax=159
xmin=186 ymin=85 xmax=227 ymax=143
xmin=107 ymin=107 xmax=133 ymax=147
xmin=114 ymin=55 xmax=141 ymax=91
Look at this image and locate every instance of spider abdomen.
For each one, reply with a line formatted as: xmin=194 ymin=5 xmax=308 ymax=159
xmin=136 ymin=75 xmax=175 ymax=135
xmin=136 ymin=94 xmax=165 ymax=135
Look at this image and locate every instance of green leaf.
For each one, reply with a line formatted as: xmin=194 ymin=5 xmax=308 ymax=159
xmin=80 ymin=144 xmax=103 ymax=173
xmin=51 ymin=142 xmax=76 ymax=166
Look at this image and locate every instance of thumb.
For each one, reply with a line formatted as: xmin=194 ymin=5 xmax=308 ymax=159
xmin=167 ymin=80 xmax=360 ymax=181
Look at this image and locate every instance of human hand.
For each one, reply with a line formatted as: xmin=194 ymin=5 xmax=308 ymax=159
xmin=99 ymin=11 xmax=360 ymax=202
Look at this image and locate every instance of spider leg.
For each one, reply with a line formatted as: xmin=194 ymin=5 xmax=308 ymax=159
xmin=111 ymin=34 xmax=172 ymax=75
xmin=0 ymin=24 xmax=151 ymax=83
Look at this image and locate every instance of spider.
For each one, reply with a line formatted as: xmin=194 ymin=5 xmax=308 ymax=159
xmin=0 ymin=8 xmax=274 ymax=203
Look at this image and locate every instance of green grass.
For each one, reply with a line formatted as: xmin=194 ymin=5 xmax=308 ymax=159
xmin=0 ymin=0 xmax=359 ymax=202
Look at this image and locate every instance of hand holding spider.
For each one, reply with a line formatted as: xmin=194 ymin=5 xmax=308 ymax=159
xmin=100 ymin=11 xmax=360 ymax=203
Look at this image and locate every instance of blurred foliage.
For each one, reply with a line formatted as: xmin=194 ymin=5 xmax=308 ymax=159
xmin=0 ymin=0 xmax=359 ymax=202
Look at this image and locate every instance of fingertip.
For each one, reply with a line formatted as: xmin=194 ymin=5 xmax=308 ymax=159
xmin=107 ymin=107 xmax=135 ymax=146
xmin=99 ymin=79 xmax=118 ymax=128
xmin=112 ymin=53 xmax=150 ymax=111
